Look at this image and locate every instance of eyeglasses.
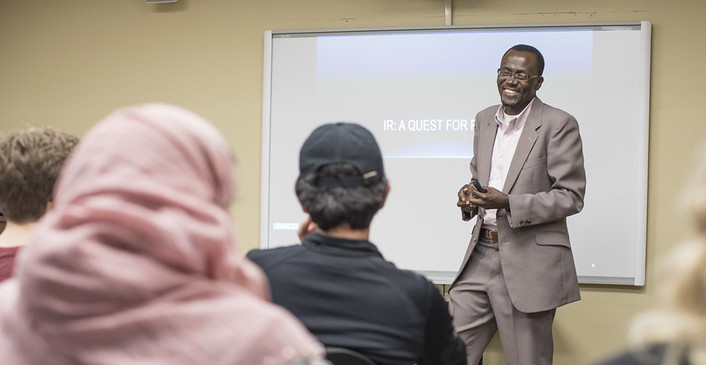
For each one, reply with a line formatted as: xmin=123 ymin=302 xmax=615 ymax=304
xmin=497 ymin=68 xmax=540 ymax=82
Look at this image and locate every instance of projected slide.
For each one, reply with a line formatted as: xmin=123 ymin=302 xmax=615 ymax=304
xmin=313 ymin=31 xmax=592 ymax=159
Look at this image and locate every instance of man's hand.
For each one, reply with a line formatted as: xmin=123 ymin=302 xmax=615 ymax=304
xmin=468 ymin=186 xmax=510 ymax=210
xmin=297 ymin=215 xmax=318 ymax=241
xmin=457 ymin=184 xmax=476 ymax=213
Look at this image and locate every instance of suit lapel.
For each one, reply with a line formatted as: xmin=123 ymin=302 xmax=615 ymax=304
xmin=502 ymin=99 xmax=542 ymax=193
xmin=478 ymin=115 xmax=498 ymax=185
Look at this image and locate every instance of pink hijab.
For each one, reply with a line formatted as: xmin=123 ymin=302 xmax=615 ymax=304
xmin=0 ymin=104 xmax=323 ymax=365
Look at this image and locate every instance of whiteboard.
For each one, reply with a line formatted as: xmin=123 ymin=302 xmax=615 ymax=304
xmin=261 ymin=22 xmax=651 ymax=286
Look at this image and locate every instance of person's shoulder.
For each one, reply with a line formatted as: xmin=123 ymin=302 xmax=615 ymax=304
xmin=0 ymin=245 xmax=20 ymax=253
xmin=0 ymin=246 xmax=20 ymax=259
xmin=593 ymin=345 xmax=671 ymax=365
xmin=536 ymin=100 xmax=576 ymax=121
xmin=477 ymin=104 xmax=500 ymax=118
xmin=246 ymin=244 xmax=305 ymax=265
xmin=247 ymin=244 xmax=303 ymax=257
xmin=594 ymin=351 xmax=645 ymax=365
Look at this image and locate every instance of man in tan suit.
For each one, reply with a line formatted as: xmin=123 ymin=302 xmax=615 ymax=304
xmin=449 ymin=44 xmax=586 ymax=365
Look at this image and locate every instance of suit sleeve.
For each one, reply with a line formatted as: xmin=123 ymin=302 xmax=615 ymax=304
xmin=461 ymin=112 xmax=484 ymax=221
xmin=506 ymin=114 xmax=586 ymax=227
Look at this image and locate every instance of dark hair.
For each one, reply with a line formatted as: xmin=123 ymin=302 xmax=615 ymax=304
xmin=295 ymin=162 xmax=387 ymax=231
xmin=0 ymin=127 xmax=79 ymax=222
xmin=505 ymin=44 xmax=545 ymax=76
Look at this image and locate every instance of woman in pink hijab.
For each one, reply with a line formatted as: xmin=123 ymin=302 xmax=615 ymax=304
xmin=0 ymin=104 xmax=325 ymax=365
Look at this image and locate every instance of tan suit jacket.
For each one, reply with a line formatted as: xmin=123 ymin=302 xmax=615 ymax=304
xmin=452 ymin=98 xmax=586 ymax=313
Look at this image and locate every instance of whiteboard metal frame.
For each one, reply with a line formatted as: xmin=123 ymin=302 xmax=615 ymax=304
xmin=261 ymin=22 xmax=651 ymax=286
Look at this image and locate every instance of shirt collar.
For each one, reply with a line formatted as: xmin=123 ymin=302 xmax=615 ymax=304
xmin=303 ymin=232 xmax=383 ymax=257
xmin=494 ymin=97 xmax=536 ymax=132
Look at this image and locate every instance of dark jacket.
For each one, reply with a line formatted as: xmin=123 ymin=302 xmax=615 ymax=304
xmin=248 ymin=232 xmax=466 ymax=365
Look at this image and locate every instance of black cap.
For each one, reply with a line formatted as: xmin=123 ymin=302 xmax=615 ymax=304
xmin=299 ymin=122 xmax=385 ymax=187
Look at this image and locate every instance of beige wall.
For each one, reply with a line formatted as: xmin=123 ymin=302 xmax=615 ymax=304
xmin=0 ymin=1 xmax=702 ymax=364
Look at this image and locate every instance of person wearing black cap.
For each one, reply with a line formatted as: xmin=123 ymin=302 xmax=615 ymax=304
xmin=248 ymin=122 xmax=466 ymax=365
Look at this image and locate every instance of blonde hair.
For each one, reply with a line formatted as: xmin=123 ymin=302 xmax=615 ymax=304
xmin=626 ymin=146 xmax=706 ymax=364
